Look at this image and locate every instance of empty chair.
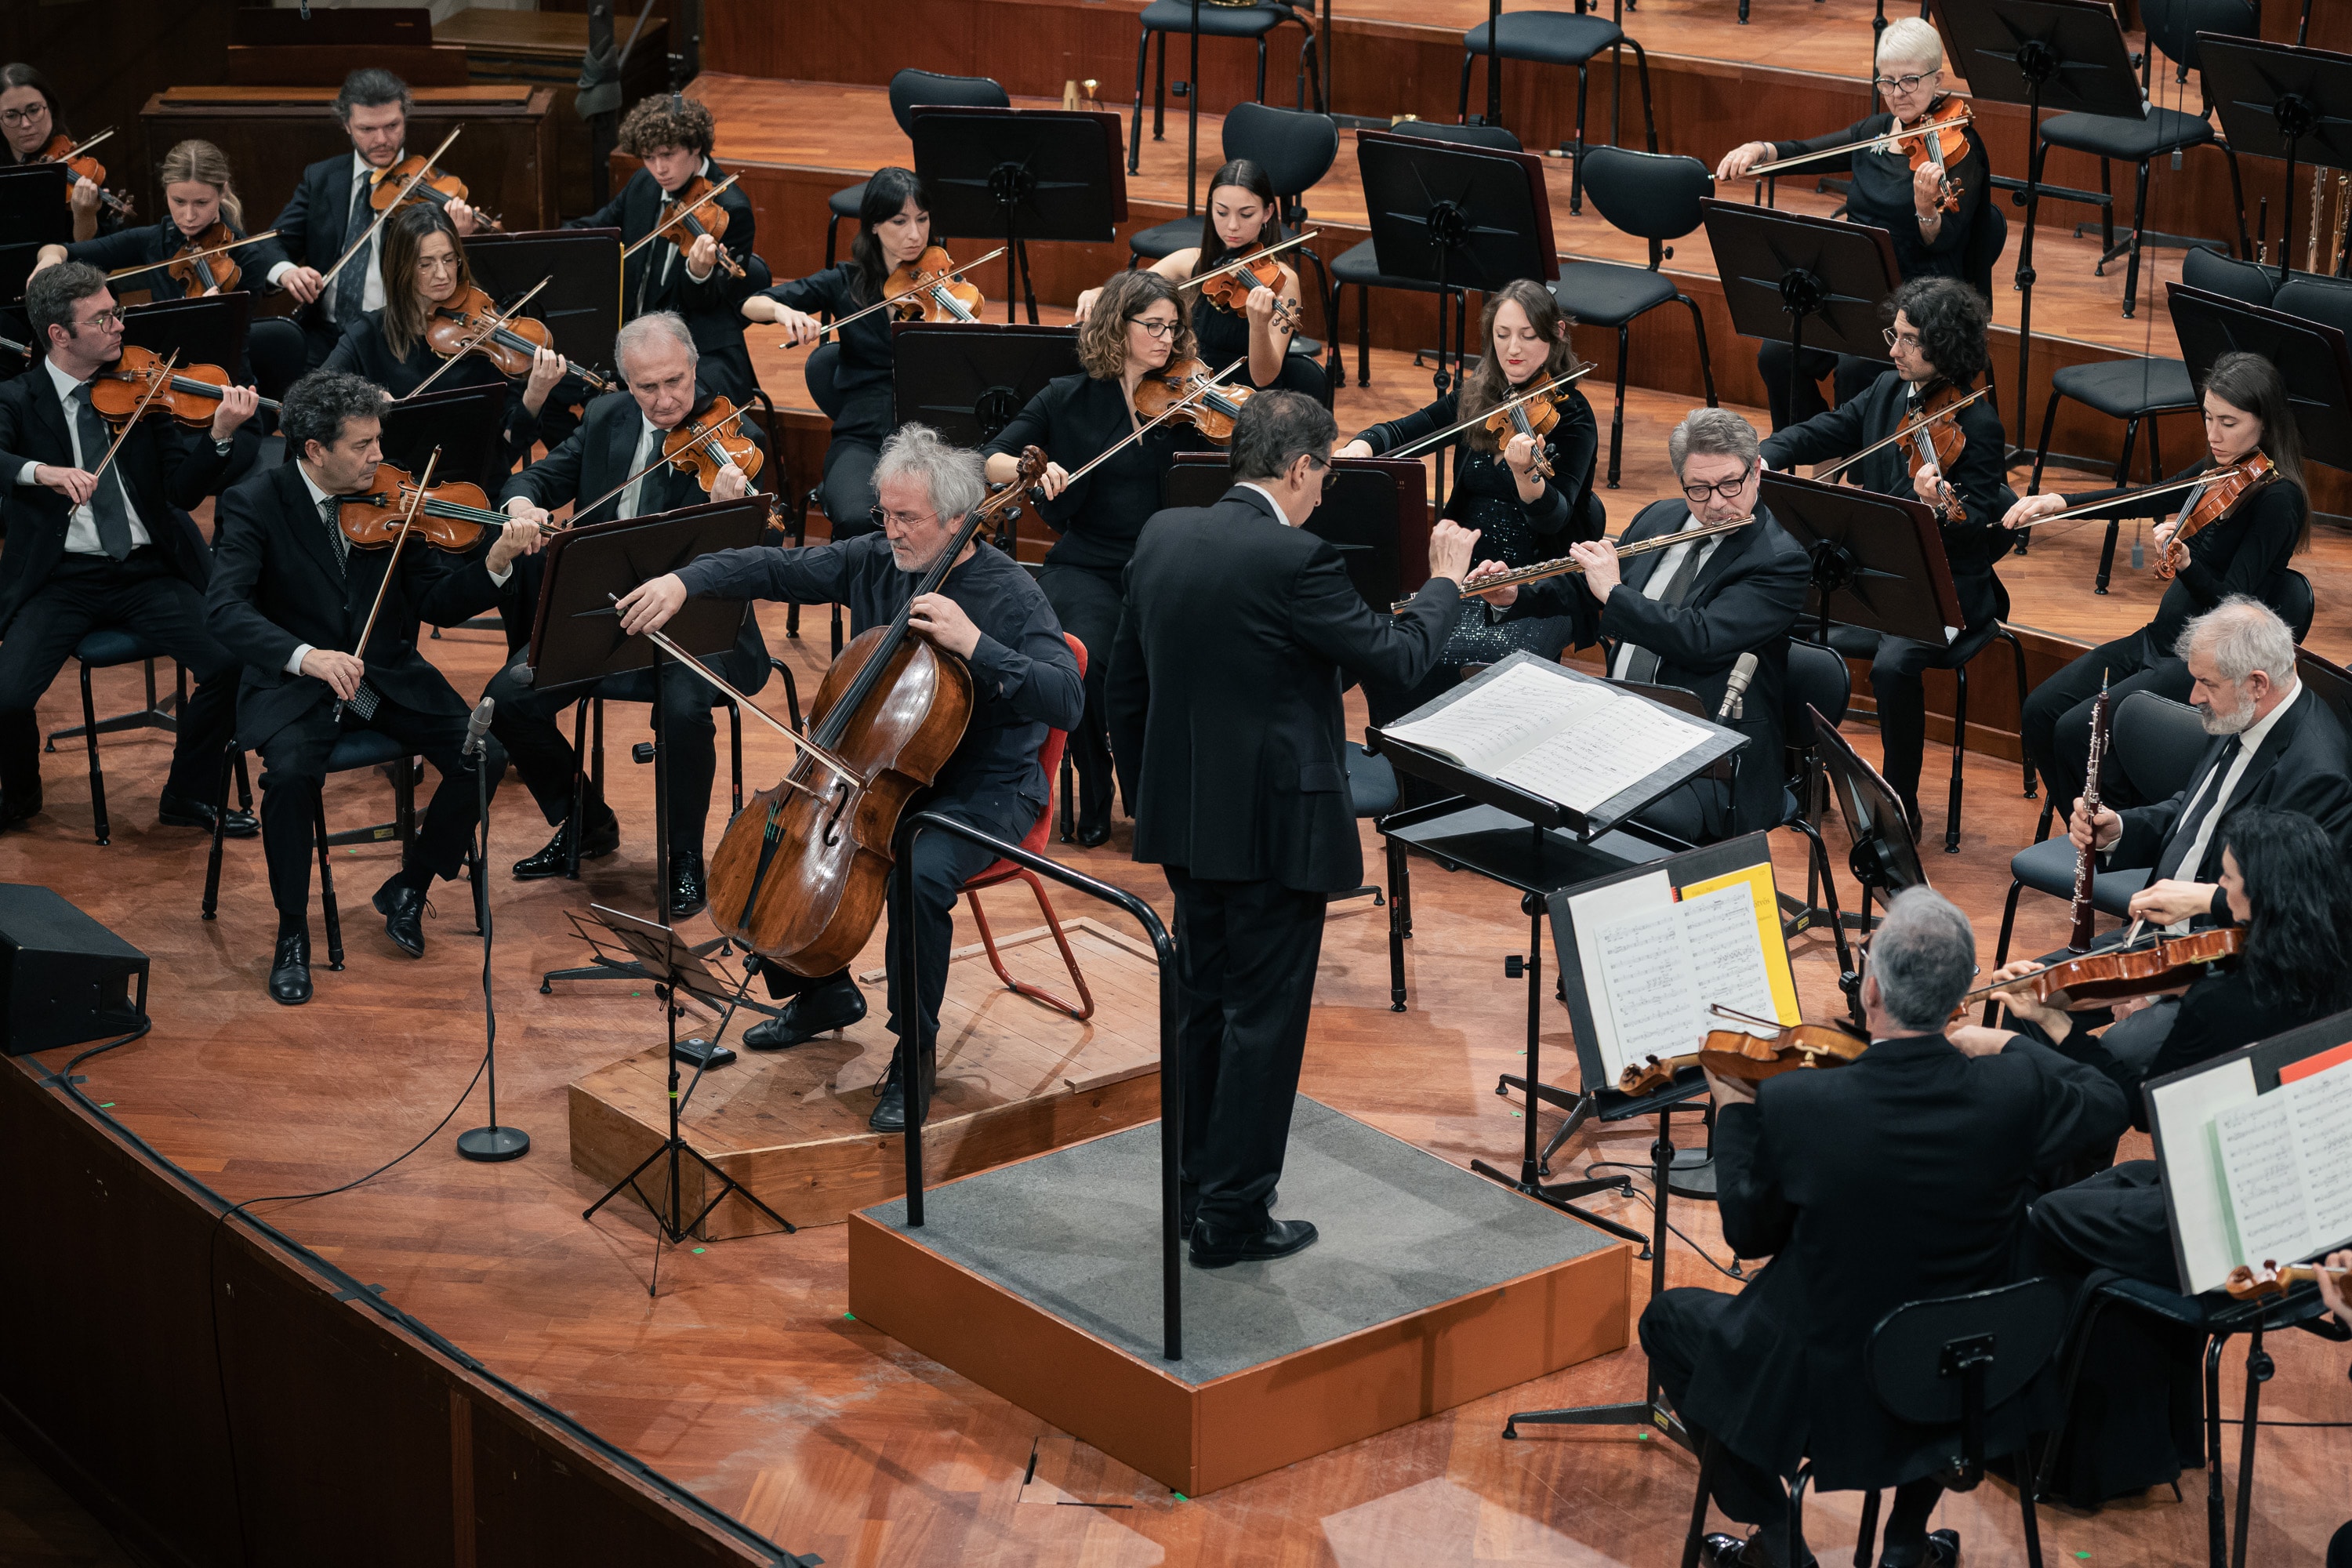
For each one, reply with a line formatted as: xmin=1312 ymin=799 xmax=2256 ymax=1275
xmin=1455 ymin=0 xmax=1657 ymax=215
xmin=1131 ymin=1 xmax=1322 ymax=176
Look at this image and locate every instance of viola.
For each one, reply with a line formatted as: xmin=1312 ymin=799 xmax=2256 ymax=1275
xmin=1891 ymin=97 xmax=1974 ymax=214
xmin=35 ymin=130 xmax=134 ymax=219
xmin=86 ymin=343 xmax=280 ymax=427
xmin=368 ymin=151 xmax=503 ymax=231
xmin=2158 ymin=452 xmax=2276 ymax=579
xmin=1484 ymin=382 xmax=1563 ymax=478
xmin=1970 ymin=924 xmax=2246 ymax=1014
xmin=662 ymin=397 xmax=764 ymax=492
xmin=1617 ymin=1014 xmax=1869 ymax=1098
xmin=2224 ymin=1260 xmax=2349 ymax=1302
xmin=1134 ymin=356 xmax=1256 ymax=445
xmin=1904 ymin=382 xmax=1974 ymax=521
xmin=884 ymin=245 xmax=986 ymax=324
xmin=643 ymin=174 xmax=746 ymax=280
xmin=423 ymin=284 xmax=613 ymax=393
xmin=337 ymin=463 xmax=507 ymax=554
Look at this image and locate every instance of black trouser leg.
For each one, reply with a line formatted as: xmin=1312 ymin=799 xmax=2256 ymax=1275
xmin=1870 ymin=633 xmax=1940 ymax=805
xmin=819 ymin=437 xmax=884 ymax=535
xmin=652 ymin=659 xmax=720 ymax=860
xmin=361 ymin=698 xmax=499 ymax=887
xmin=483 ymin=663 xmax=593 ymax=827
xmin=882 ymin=813 xmax=1011 ymax=1047
xmin=1039 ymin=563 xmax=1124 ymax=807
xmin=2024 ymin=630 xmax=2169 ymax=811
xmin=0 ymin=589 xmax=98 ymax=801
xmin=100 ymin=569 xmax=241 ymax=802
xmin=1642 ymin=1287 xmax=1810 ymax=1565
xmin=256 ymin=706 xmax=340 ymax=931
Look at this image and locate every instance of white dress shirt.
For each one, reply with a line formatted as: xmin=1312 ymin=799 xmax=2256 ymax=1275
xmin=1236 ymin=480 xmax=1292 ymax=526
xmin=267 ymin=150 xmax=393 ymax=319
xmin=13 ymin=357 xmax=154 ymax=555
xmin=2151 ymin=681 xmax=2303 ymax=928
xmin=621 ymin=416 xmax=666 ymax=518
xmin=285 ymin=461 xmax=510 ymax=676
xmin=1608 ymin=511 xmax=1721 ymax=680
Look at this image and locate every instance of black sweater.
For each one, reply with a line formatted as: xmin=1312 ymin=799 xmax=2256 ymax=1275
xmin=1769 ymin=97 xmax=1991 ymax=284
xmin=321 ymin=308 xmax=541 ymax=473
xmin=2062 ymin=458 xmax=2306 ymax=649
xmin=981 ymin=372 xmax=1210 ymax=573
xmin=65 ymin=220 xmax=292 ymax=303
xmin=757 ymin=262 xmax=891 ymax=411
xmin=1353 ymin=384 xmax=1601 ymax=548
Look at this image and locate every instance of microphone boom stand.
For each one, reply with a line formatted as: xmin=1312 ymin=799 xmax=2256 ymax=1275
xmin=458 ymin=699 xmax=528 ymax=1161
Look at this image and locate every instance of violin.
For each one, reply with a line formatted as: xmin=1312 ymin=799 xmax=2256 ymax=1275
xmin=1181 ymin=230 xmax=1317 ymax=314
xmin=1134 ymin=356 xmax=1257 ymax=445
xmin=86 ymin=343 xmax=280 ymax=427
xmin=662 ymin=397 xmax=764 ymax=492
xmin=1891 ymin=98 xmax=1974 ymax=214
xmin=1904 ymin=382 xmax=1973 ymax=521
xmin=1969 ymin=924 xmax=2245 ymax=1013
xmin=885 ymin=245 xmax=986 ymax=324
xmin=2224 ymin=1260 xmax=2350 ymax=1302
xmin=1485 ymin=384 xmax=1562 ymax=478
xmin=423 ymin=284 xmax=613 ymax=393
xmin=368 ymin=151 xmax=502 ymax=231
xmin=644 ymin=174 xmax=746 ymax=280
xmin=165 ymin=221 xmax=245 ymax=295
xmin=337 ymin=462 xmax=508 ymax=554
xmin=2158 ymin=452 xmax=2276 ymax=579
xmin=1617 ymin=1009 xmax=1869 ymax=1098
xmin=35 ymin=130 xmax=134 ymax=219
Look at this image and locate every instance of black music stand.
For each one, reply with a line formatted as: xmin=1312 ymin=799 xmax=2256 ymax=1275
xmin=909 ymin=106 xmax=1127 ymax=326
xmin=2195 ymin=36 xmax=2352 ymax=286
xmin=466 ymin=227 xmax=625 ymax=386
xmin=1163 ymin=452 xmax=1431 ymax=616
xmin=2168 ymin=281 xmax=2352 ymax=471
xmin=1703 ymin=198 xmax=1898 ymax=417
xmin=1813 ymin=705 xmax=1929 ymax=937
xmin=576 ymin=901 xmax=795 ymax=1294
xmin=121 ymin=292 xmax=252 ymax=383
xmin=379 ymin=380 xmax=510 ymax=500
xmin=890 ymin=319 xmax=1082 ymax=463
xmin=1932 ymin=0 xmax=2151 ymax=447
xmin=0 ymin=164 xmax=71 ymax=310
xmin=1758 ymin=470 xmax=1963 ymax=651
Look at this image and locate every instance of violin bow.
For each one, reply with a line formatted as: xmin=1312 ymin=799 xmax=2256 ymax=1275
xmin=783 ymin=245 xmax=1010 ymax=343
xmin=103 ymin=229 xmax=281 ymax=283
xmin=84 ymin=348 xmax=180 ymax=484
xmin=1174 ymin=230 xmax=1319 ymax=293
xmin=1050 ymin=356 xmax=1251 ymax=495
xmin=2008 ymin=463 xmax=2261 ymax=534
xmin=568 ymin=401 xmax=757 ymax=526
xmin=622 ymin=172 xmax=741 ymax=259
xmin=405 ymin=274 xmax=554 ymax=401
xmin=1747 ymin=105 xmax=1976 ymax=178
xmin=1813 ymin=385 xmax=1991 ymax=485
xmin=334 ymin=445 xmax=442 ymax=725
xmin=318 ymin=128 xmax=463 ymax=292
xmin=1383 ymin=365 xmax=1595 ymax=463
xmin=49 ymin=128 xmax=115 ymax=163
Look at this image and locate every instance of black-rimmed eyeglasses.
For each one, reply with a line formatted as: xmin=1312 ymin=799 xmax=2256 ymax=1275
xmin=1680 ymin=464 xmax=1755 ymax=505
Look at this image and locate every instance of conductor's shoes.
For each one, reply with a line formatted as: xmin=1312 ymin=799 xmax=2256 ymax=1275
xmin=1879 ymin=1530 xmax=1959 ymax=1568
xmin=268 ymin=932 xmax=312 ymax=1006
xmin=512 ymin=811 xmax=619 ymax=879
xmin=1189 ymin=1218 xmax=1317 ymax=1268
xmin=743 ymin=976 xmax=866 ymax=1049
xmin=372 ymin=876 xmax=429 ymax=958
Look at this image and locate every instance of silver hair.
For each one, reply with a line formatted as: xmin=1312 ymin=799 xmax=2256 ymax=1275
xmin=614 ymin=311 xmax=699 ymax=379
xmin=1877 ymin=17 xmax=1946 ymax=71
xmin=1667 ymin=407 xmax=1760 ymax=479
xmin=872 ymin=423 xmax=986 ymax=525
xmin=1869 ymin=887 xmax=1977 ymax=1032
xmin=2176 ymin=595 xmax=2297 ymax=688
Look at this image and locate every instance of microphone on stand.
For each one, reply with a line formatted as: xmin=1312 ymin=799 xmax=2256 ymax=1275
xmin=457 ymin=691 xmax=525 ymax=1163
xmin=463 ymin=695 xmax=495 ymax=757
xmin=1716 ymin=652 xmax=1759 ymax=723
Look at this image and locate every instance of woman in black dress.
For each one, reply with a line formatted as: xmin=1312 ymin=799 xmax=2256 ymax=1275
xmin=1340 ymin=278 xmax=1601 ymax=719
xmin=982 ymin=268 xmax=1212 ymax=845
xmin=1075 ymin=158 xmax=1322 ymax=400
xmin=743 ymin=166 xmax=938 ymax=535
xmin=2009 ymin=351 xmax=2310 ymax=808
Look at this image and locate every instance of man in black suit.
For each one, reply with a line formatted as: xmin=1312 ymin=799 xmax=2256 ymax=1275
xmin=265 ymin=71 xmax=485 ymax=369
xmin=615 ymin=423 xmax=1083 ymax=1132
xmin=1108 ymin=391 xmax=1481 ymax=1267
xmin=0 ymin=262 xmax=261 ymax=833
xmin=206 ymin=371 xmax=541 ymax=1004
xmin=1646 ymin=888 xmax=2127 ymax=1568
xmin=565 ymin=93 xmax=758 ymax=405
xmin=489 ymin=311 xmax=768 ymax=916
xmin=2056 ymin=594 xmax=2352 ymax=1069
xmin=1759 ymin=278 xmax=2010 ymax=832
xmin=1468 ymin=407 xmax=1812 ymax=840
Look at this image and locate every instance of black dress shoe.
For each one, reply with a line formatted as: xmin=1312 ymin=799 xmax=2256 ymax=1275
xmin=1189 ymin=1217 xmax=1318 ymax=1268
xmin=669 ymin=848 xmax=707 ymax=918
xmin=866 ymin=1051 xmax=936 ymax=1134
xmin=1074 ymin=789 xmax=1112 ymax=848
xmin=372 ymin=876 xmax=429 ymax=959
xmin=0 ymin=790 xmax=39 ymax=829
xmin=511 ymin=811 xmax=619 ymax=880
xmin=743 ymin=976 xmax=866 ymax=1049
xmin=1180 ymin=1186 xmax=1276 ymax=1240
xmin=158 ymin=789 xmax=257 ymax=838
xmin=1879 ymin=1530 xmax=1958 ymax=1568
xmin=268 ymin=931 xmax=312 ymax=1005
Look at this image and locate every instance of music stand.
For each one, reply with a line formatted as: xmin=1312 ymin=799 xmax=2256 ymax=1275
xmin=0 ymin=164 xmax=71 ymax=309
xmin=466 ymin=227 xmax=624 ymax=386
xmin=378 ymin=381 xmax=510 ymax=499
xmin=2168 ymin=281 xmax=2352 ymax=471
xmin=2194 ymin=35 xmax=2352 ymax=286
xmin=909 ymin=106 xmax=1127 ymax=326
xmin=1163 ymin=452 xmax=1432 ymax=615
xmin=122 ymin=292 xmax=252 ymax=384
xmin=1702 ymin=198 xmax=1898 ymax=412
xmin=1813 ymin=703 xmax=1929 ymax=943
xmin=891 ymin=319 xmax=1082 ymax=452
xmin=576 ymin=902 xmax=795 ymax=1293
xmin=1759 ymin=470 xmax=1963 ymax=649
xmin=1932 ymin=0 xmax=2152 ymax=447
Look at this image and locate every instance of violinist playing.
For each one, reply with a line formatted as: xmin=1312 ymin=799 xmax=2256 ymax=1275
xmin=981 ymin=269 xmax=1214 ymax=847
xmin=267 ymin=71 xmax=485 ymax=372
xmin=0 ymin=262 xmax=261 ymax=838
xmin=1074 ymin=158 xmax=1321 ymax=398
xmin=1644 ymin=887 xmax=2125 ymax=1568
xmin=1 ymin=63 xmax=111 ymax=242
xmin=568 ymin=93 xmax=759 ymax=405
xmin=742 ymin=166 xmax=935 ymax=535
xmin=488 ymin=313 xmax=769 ymax=920
xmin=1759 ymin=277 xmax=2007 ymax=839
xmin=205 ymin=372 xmax=541 ymax=1007
xmin=1716 ymin=20 xmax=1990 ymax=430
xmin=614 ymin=424 xmax=1083 ymax=1134
xmin=1339 ymin=279 xmax=1602 ymax=720
xmin=2010 ymin=352 xmax=2315 ymax=809
xmin=322 ymin=204 xmax=563 ymax=471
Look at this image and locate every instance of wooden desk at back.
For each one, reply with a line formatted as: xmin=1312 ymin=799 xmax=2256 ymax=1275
xmin=141 ymin=85 xmax=559 ymax=239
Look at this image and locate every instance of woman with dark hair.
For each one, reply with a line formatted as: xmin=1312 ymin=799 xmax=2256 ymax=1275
xmin=1760 ymin=274 xmax=2009 ymax=836
xmin=2012 ymin=350 xmax=2311 ymax=806
xmin=1338 ymin=278 xmax=1600 ymax=717
xmin=2 ymin=62 xmax=107 ymax=241
xmin=1074 ymin=159 xmax=1319 ymax=397
xmin=980 ymin=269 xmax=1214 ymax=844
xmin=742 ymin=166 xmax=937 ymax=534
xmin=321 ymin=203 xmax=564 ymax=470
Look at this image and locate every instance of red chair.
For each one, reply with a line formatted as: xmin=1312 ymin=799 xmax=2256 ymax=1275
xmin=960 ymin=633 xmax=1094 ymax=1021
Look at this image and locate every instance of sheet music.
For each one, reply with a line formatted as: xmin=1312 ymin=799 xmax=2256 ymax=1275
xmin=1567 ymin=871 xmax=1680 ymax=1081
xmin=2214 ymin=1094 xmax=2310 ymax=1270
xmin=1381 ymin=662 xmax=1608 ymax=775
xmin=2150 ymin=1057 xmax=2258 ymax=1292
xmin=1680 ymin=884 xmax=1780 ymax=1039
xmin=2291 ymin=1062 xmax=2352 ymax=1246
xmin=1491 ymin=694 xmax=1710 ymax=814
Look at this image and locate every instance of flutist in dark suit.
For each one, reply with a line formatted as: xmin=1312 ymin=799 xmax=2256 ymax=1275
xmin=1108 ymin=391 xmax=1481 ymax=1267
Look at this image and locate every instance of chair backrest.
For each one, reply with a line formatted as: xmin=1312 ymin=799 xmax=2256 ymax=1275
xmin=2111 ymin=690 xmax=2209 ymax=804
xmin=1223 ymin=101 xmax=1339 ymax=207
xmin=2297 ymin=648 xmax=2352 ymax=736
xmin=1392 ymin=118 xmax=1523 ymax=154
xmin=2274 ymin=274 xmax=2352 ymax=339
xmin=2142 ymin=0 xmax=2256 ymax=74
xmin=888 ymin=68 xmax=1010 ymax=138
xmin=1578 ymin=148 xmax=1711 ymax=260
xmin=1014 ymin=633 xmax=1088 ymax=856
xmin=2181 ymin=242 xmax=2278 ymax=306
xmin=1865 ymin=1279 xmax=2067 ymax=1434
xmin=804 ymin=341 xmax=847 ymax=421
xmin=1962 ymin=198 xmax=2007 ymax=305
xmin=2278 ymin=568 xmax=2315 ymax=644
xmin=1783 ymin=640 xmax=1853 ymax=742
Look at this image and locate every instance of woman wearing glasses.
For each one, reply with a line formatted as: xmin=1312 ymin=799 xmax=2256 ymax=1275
xmin=1339 ymin=279 xmax=1601 ymax=720
xmin=982 ymin=269 xmax=1213 ymax=845
xmin=1715 ymin=18 xmax=1991 ymax=430
xmin=2 ymin=63 xmax=109 ymax=243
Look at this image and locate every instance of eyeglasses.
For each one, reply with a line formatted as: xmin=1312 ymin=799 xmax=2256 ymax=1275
xmin=1871 ymin=71 xmax=1935 ymax=93
xmin=0 ymin=107 xmax=47 ymax=127
xmin=1306 ymin=454 xmax=1339 ymax=494
xmin=1128 ymin=317 xmax=1181 ymax=339
xmin=1882 ymin=327 xmax=1924 ymax=350
xmin=869 ymin=506 xmax=939 ymax=531
xmin=74 ymin=308 xmax=127 ymax=331
xmin=1680 ymin=464 xmax=1755 ymax=505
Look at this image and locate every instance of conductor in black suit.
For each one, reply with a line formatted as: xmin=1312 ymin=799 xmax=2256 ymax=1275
xmin=1108 ymin=391 xmax=1482 ymax=1267
xmin=1646 ymin=888 xmax=2127 ymax=1568
xmin=0 ymin=262 xmax=262 ymax=834
xmin=1467 ymin=407 xmax=1812 ymax=840
xmin=206 ymin=372 xmax=543 ymax=1005
xmin=265 ymin=71 xmax=486 ymax=370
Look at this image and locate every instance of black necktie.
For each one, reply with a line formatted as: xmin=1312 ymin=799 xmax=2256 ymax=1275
xmin=1622 ymin=533 xmax=1708 ymax=686
xmin=74 ymin=386 xmax=133 ymax=560
xmin=333 ymin=171 xmax=370 ymax=325
xmin=2155 ymin=735 xmax=2242 ymax=884
xmin=319 ymin=494 xmax=349 ymax=575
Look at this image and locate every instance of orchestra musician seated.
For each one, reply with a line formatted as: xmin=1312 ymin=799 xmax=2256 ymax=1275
xmin=0 ymin=261 xmax=262 ymax=836
xmin=490 ymin=311 xmax=768 ymax=919
xmin=267 ymin=71 xmax=485 ymax=371
xmin=1759 ymin=276 xmax=2007 ymax=836
xmin=1465 ymin=407 xmax=1809 ymax=842
xmin=613 ymin=424 xmax=1083 ymax=1134
xmin=2 ymin=63 xmax=109 ymax=242
xmin=1646 ymin=887 xmax=2127 ymax=1568
xmin=206 ymin=372 xmax=543 ymax=1005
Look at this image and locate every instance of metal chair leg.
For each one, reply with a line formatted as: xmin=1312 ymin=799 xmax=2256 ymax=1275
xmin=314 ymin=794 xmax=345 ymax=971
xmin=79 ymin=659 xmax=110 ymax=846
xmin=1607 ymin=323 xmax=1630 ymax=488
xmin=203 ymin=742 xmax=235 ymax=920
xmin=1944 ymin=661 xmax=1969 ymax=853
xmin=965 ymin=871 xmax=1095 ymax=1021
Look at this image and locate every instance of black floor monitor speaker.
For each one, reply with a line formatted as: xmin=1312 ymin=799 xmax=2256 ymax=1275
xmin=0 ymin=884 xmax=149 ymax=1055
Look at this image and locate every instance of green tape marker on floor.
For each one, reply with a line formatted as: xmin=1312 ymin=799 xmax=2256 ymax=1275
xmin=692 ymin=1247 xmax=705 ymax=1254
xmin=844 ymin=1312 xmax=855 ymax=1321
